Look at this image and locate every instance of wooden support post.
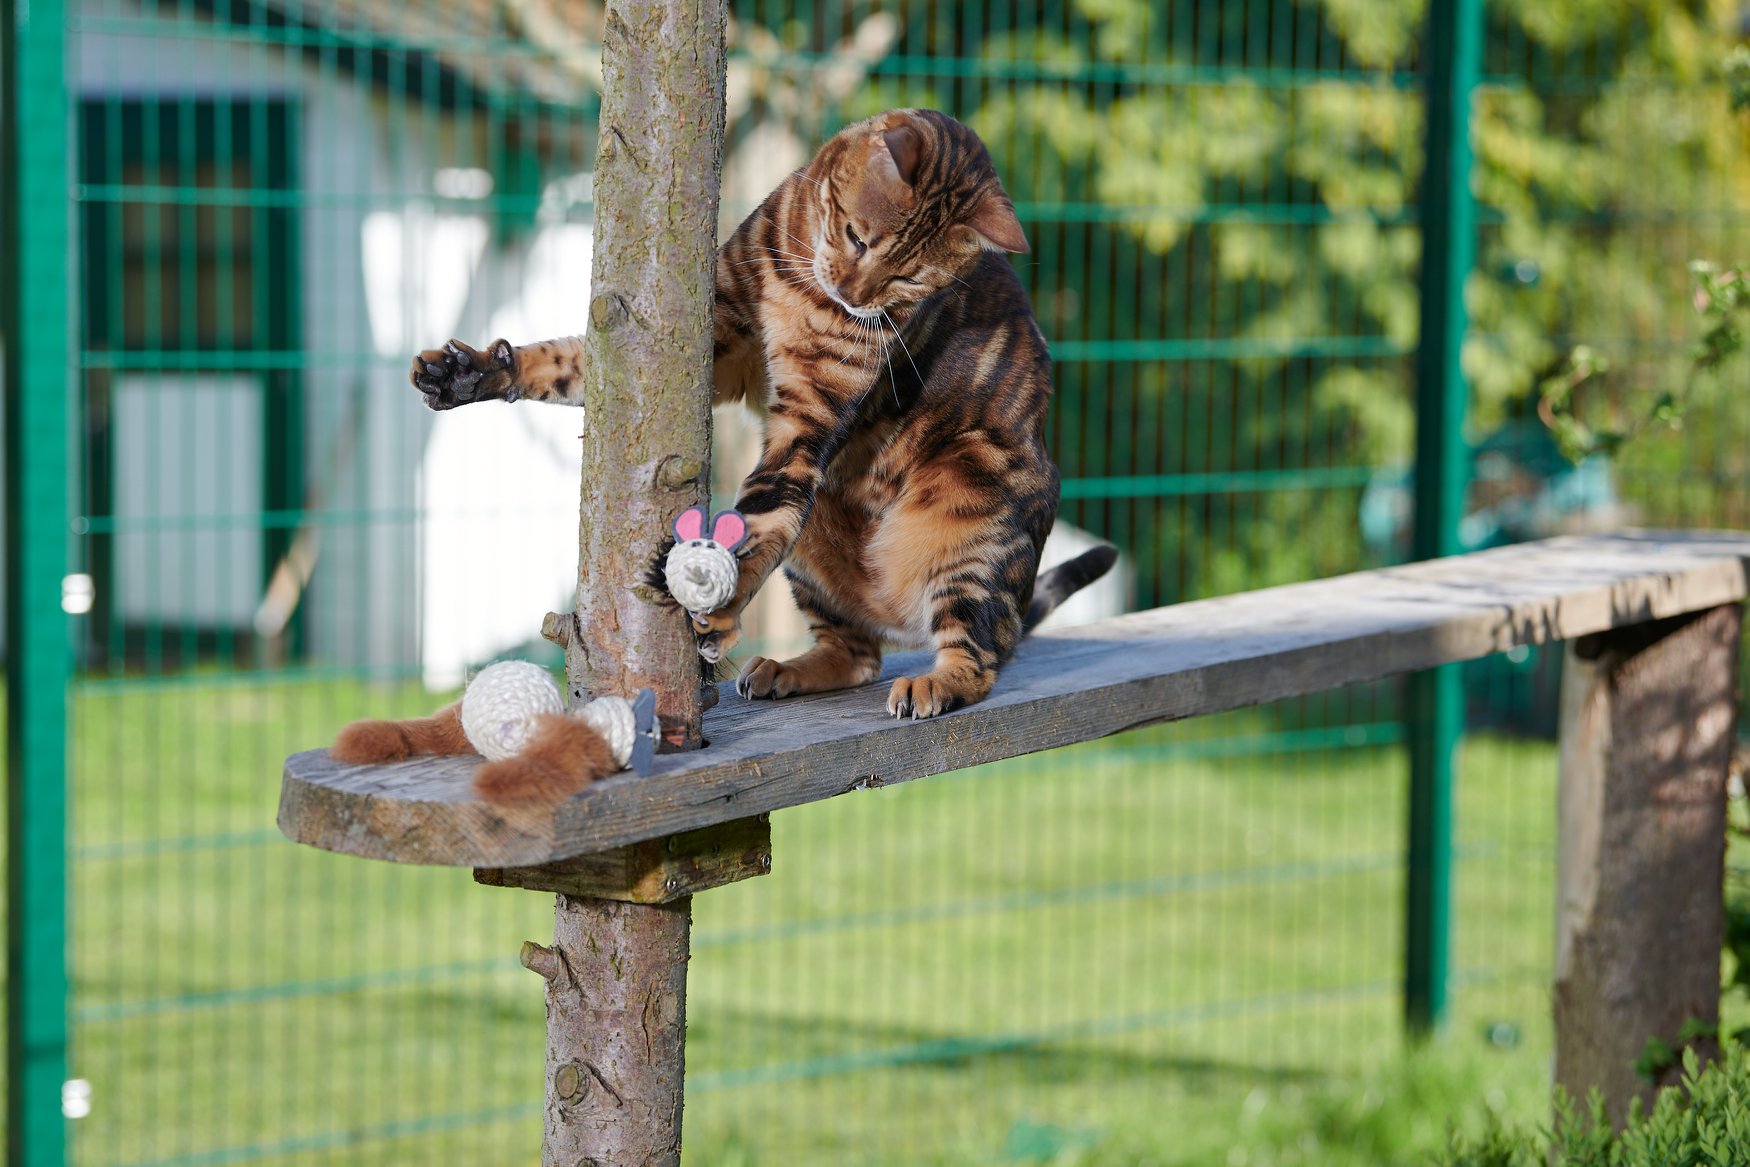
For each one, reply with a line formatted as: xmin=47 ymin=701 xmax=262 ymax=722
xmin=526 ymin=895 xmax=692 ymax=1166
xmin=1555 ymin=604 xmax=1742 ymax=1122
xmin=478 ymin=819 xmax=769 ymax=1164
xmin=567 ymin=0 xmax=728 ymax=747
xmin=524 ymin=0 xmax=728 ymax=1159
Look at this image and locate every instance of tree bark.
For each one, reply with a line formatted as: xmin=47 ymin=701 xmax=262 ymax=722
xmin=533 ymin=1 xmax=727 ymax=1160
xmin=1555 ymin=604 xmax=1742 ymax=1124
xmin=534 ymin=895 xmax=692 ymax=1166
xmin=571 ymin=0 xmax=728 ymax=747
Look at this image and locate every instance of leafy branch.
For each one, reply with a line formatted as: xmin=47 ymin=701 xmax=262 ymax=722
xmin=1538 ymin=262 xmax=1750 ymax=462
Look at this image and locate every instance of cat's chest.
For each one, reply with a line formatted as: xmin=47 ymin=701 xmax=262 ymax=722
xmin=820 ymin=415 xmax=908 ymax=510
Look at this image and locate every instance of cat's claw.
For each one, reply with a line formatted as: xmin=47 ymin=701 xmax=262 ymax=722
xmin=410 ymin=338 xmax=518 ymax=410
xmin=737 ymin=656 xmax=799 ymax=700
xmin=886 ymin=675 xmax=958 ymax=720
xmin=692 ymin=610 xmax=741 ymax=667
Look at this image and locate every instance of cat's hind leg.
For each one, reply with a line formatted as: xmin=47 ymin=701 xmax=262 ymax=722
xmin=886 ymin=641 xmax=1004 ymax=720
xmin=884 ymin=561 xmax=1031 ymax=720
xmin=866 ymin=491 xmax=1035 ymax=719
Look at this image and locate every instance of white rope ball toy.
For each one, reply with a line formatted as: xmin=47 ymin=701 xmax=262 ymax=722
xmin=459 ymin=661 xmax=662 ymax=773
xmin=460 ymin=661 xmax=564 ymax=761
xmin=664 ymin=506 xmax=748 ymax=616
xmin=579 ymin=695 xmax=637 ymax=768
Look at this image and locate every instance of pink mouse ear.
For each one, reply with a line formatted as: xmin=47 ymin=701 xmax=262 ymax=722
xmin=709 ymin=509 xmax=748 ymax=551
xmin=673 ymin=506 xmax=706 ymax=542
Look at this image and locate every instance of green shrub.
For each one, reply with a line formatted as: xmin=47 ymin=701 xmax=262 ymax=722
xmin=1439 ymin=1044 xmax=1750 ymax=1167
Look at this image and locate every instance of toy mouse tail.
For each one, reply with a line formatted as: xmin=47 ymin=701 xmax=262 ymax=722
xmin=331 ymin=702 xmax=470 ymax=764
xmin=473 ymin=713 xmax=619 ymax=805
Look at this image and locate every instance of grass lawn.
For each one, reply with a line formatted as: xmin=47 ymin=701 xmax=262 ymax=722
xmin=58 ymin=676 xmax=1575 ymax=1165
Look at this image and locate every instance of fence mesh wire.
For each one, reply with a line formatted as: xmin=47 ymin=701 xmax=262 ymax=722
xmin=6 ymin=0 xmax=1749 ymax=1162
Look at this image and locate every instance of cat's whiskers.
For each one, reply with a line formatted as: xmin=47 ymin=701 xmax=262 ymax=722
xmin=882 ymin=309 xmax=923 ymax=387
xmin=776 ymin=224 xmax=820 ymax=257
xmin=875 ymin=314 xmax=902 ymax=409
xmin=732 ymin=249 xmax=813 ymax=269
xmin=836 ymin=317 xmax=871 ymax=368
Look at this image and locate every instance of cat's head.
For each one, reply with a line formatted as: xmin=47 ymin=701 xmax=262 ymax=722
xmin=806 ymin=109 xmax=1029 ymax=320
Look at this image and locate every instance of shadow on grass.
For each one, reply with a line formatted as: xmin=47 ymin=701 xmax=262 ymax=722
xmin=685 ymin=1003 xmax=1333 ymax=1094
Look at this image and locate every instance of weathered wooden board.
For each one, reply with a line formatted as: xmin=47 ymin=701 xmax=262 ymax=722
xmin=279 ymin=530 xmax=1750 ymax=867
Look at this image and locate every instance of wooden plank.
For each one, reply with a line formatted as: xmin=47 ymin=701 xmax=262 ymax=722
xmin=278 ymin=531 xmax=1750 ymax=868
xmin=474 ymin=816 xmax=771 ymax=903
xmin=1554 ymin=605 xmax=1741 ymax=1122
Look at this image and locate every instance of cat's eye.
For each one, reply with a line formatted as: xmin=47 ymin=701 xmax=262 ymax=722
xmin=844 ymin=223 xmax=867 ymax=257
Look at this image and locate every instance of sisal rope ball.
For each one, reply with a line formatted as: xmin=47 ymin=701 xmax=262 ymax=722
xmin=460 ymin=660 xmax=564 ymax=761
xmin=664 ymin=540 xmax=739 ymax=615
xmin=579 ymin=696 xmax=636 ymax=768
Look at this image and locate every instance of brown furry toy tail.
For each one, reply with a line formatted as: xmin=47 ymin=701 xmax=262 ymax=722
xmin=326 ymin=675 xmax=660 ymax=808
xmin=330 ymin=703 xmax=472 ymax=764
xmin=470 ymin=713 xmax=619 ymax=805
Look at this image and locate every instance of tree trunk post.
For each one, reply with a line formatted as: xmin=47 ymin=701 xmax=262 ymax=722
xmin=569 ymin=0 xmax=728 ymax=747
xmin=526 ymin=897 xmax=692 ymax=1166
xmin=482 ymin=820 xmax=771 ymax=1165
xmin=1555 ymin=604 xmax=1742 ymax=1122
xmin=529 ymin=0 xmax=728 ymax=1160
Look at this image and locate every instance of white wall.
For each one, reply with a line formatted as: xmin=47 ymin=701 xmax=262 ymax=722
xmin=71 ymin=2 xmax=596 ymax=679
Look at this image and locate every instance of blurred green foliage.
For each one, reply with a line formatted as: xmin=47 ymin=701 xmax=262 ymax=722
xmin=1439 ymin=1044 xmax=1750 ymax=1166
xmin=1541 ymin=262 xmax=1750 ymax=463
xmin=868 ymin=0 xmax=1750 ymax=593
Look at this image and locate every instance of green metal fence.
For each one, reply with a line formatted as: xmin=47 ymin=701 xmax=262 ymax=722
xmin=6 ymin=0 xmax=1750 ymax=1162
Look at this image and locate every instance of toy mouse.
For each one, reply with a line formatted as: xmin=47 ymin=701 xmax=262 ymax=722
xmin=330 ymin=660 xmax=658 ymax=805
xmin=662 ymin=506 xmax=747 ymax=616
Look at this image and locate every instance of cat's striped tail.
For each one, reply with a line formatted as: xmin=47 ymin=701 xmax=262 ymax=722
xmin=1023 ymin=545 xmax=1119 ymax=633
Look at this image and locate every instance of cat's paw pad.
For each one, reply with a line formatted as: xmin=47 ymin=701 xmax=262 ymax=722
xmin=736 ymin=656 xmax=801 ymax=700
xmin=692 ymin=609 xmax=741 ymax=664
xmin=410 ymin=338 xmax=518 ymax=410
xmin=886 ymin=674 xmax=963 ymax=720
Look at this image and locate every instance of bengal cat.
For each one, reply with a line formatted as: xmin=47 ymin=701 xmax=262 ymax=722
xmin=412 ymin=108 xmax=1115 ymax=719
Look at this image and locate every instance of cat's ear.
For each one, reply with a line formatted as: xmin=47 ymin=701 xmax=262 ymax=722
xmin=881 ymin=125 xmax=923 ymax=186
xmin=964 ymin=193 xmax=1031 ymax=254
xmin=673 ymin=505 xmax=706 ymax=543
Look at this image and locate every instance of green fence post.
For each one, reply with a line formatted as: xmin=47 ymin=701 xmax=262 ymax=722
xmin=3 ymin=0 xmax=73 ymax=1156
xmin=1406 ymin=0 xmax=1481 ymax=1037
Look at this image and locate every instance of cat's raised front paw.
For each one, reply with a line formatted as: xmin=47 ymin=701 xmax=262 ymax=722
xmin=410 ymin=338 xmax=519 ymax=410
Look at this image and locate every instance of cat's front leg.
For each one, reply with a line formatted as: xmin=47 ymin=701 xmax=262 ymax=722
xmin=692 ymin=345 xmax=878 ymax=662
xmin=410 ymin=336 xmax=589 ymax=410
